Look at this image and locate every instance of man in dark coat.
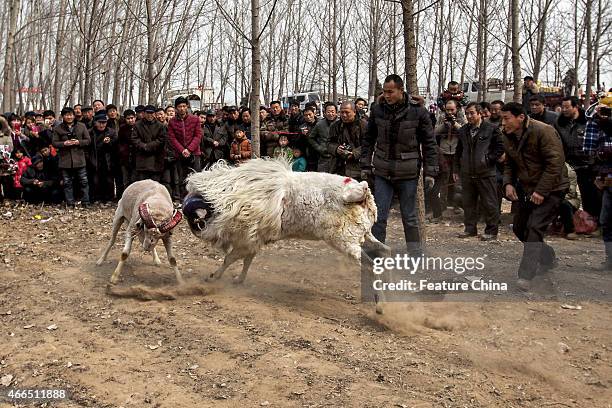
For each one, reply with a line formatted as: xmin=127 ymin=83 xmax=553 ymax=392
xmin=556 ymin=96 xmax=601 ymax=220
xmin=360 ymin=74 xmax=438 ymax=255
xmin=117 ymin=109 xmax=136 ymax=190
xmin=529 ymin=94 xmax=559 ymax=126
xmin=90 ymin=111 xmax=118 ymax=202
xmin=502 ymin=102 xmax=569 ymax=290
xmin=453 ymin=102 xmax=505 ymax=240
xmin=131 ymin=105 xmax=166 ymax=182
xmin=328 ymin=101 xmax=365 ymax=181
xmin=51 ymin=107 xmax=91 ymax=207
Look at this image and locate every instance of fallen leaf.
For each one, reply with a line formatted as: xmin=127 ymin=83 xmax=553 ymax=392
xmin=47 ymin=324 xmax=58 ymax=331
xmin=0 ymin=374 xmax=13 ymax=386
xmin=23 ymin=324 xmax=35 ymax=329
xmin=561 ymin=304 xmax=582 ymax=310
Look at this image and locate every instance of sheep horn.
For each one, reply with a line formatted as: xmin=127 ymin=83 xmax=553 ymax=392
xmin=138 ymin=203 xmax=157 ymax=229
xmin=158 ymin=209 xmax=183 ymax=234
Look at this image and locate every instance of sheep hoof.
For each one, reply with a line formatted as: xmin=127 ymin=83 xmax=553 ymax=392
xmin=375 ymin=303 xmax=384 ymax=315
xmin=96 ymin=258 xmax=104 ymax=266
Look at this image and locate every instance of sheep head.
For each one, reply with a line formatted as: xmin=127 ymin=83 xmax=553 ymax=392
xmin=135 ymin=203 xmax=183 ymax=251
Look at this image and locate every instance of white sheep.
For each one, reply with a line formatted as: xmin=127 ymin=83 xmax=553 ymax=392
xmin=184 ymin=158 xmax=389 ymax=311
xmin=96 ymin=180 xmax=184 ymax=285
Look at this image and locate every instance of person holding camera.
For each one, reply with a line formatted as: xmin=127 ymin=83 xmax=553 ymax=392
xmin=51 ymin=107 xmax=91 ymax=207
xmin=328 ymin=101 xmax=365 ymax=181
xmin=432 ymin=99 xmax=466 ymax=218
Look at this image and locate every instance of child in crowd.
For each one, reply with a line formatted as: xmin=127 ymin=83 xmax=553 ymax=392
xmin=13 ymin=148 xmax=32 ymax=198
xmin=273 ymin=134 xmax=293 ymax=160
xmin=230 ymin=129 xmax=251 ymax=165
xmin=292 ymin=146 xmax=306 ymax=172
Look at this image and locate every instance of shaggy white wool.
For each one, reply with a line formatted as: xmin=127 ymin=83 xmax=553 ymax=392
xmin=185 ymin=157 xmax=377 ymax=260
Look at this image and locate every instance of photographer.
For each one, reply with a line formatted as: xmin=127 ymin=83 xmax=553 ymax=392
xmin=431 ymin=100 xmax=465 ymax=217
xmin=328 ymin=101 xmax=365 ymax=181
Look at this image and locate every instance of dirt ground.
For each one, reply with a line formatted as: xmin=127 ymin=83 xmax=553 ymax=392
xmin=0 ymin=201 xmax=611 ymax=408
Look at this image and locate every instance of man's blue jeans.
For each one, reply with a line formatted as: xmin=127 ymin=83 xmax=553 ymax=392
xmin=62 ymin=167 xmax=89 ymax=204
xmin=371 ymin=175 xmax=421 ymax=254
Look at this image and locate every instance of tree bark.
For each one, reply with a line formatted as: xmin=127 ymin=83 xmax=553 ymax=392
xmin=250 ymin=0 xmax=261 ymax=158
xmin=2 ymin=0 xmax=20 ymax=112
xmin=511 ymin=0 xmax=522 ymax=103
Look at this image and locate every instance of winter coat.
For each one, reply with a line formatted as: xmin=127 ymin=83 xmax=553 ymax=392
xmin=168 ymin=114 xmax=202 ymax=156
xmin=230 ymin=137 xmax=251 ymax=164
xmin=201 ymin=123 xmax=227 ymax=164
xmin=434 ymin=117 xmax=464 ymax=155
xmin=51 ymin=121 xmax=91 ymax=169
xmin=20 ymin=164 xmax=59 ymax=189
xmin=529 ymin=110 xmax=559 ymax=127
xmin=361 ymin=93 xmax=439 ymax=180
xmin=502 ymin=117 xmax=569 ymax=196
xmin=308 ymin=118 xmax=335 ymax=159
xmin=328 ymin=117 xmax=366 ymax=179
xmin=453 ymin=120 xmax=504 ymax=178
xmin=555 ymin=110 xmax=592 ymax=169
xmin=91 ymin=127 xmax=118 ymax=172
xmin=261 ymin=113 xmax=289 ymax=157
xmin=14 ymin=156 xmax=31 ymax=188
xmin=292 ymin=156 xmax=307 ymax=172
xmin=131 ymin=119 xmax=166 ymax=172
xmin=117 ymin=124 xmax=134 ymax=165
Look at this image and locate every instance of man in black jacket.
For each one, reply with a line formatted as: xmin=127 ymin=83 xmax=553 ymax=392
xmin=556 ymin=96 xmax=601 ymax=220
xmin=51 ymin=107 xmax=91 ymax=207
xmin=360 ymin=74 xmax=438 ymax=254
xmin=131 ymin=105 xmax=166 ymax=182
xmin=529 ymin=94 xmax=558 ymax=126
xmin=453 ymin=102 xmax=505 ymax=240
xmin=90 ymin=111 xmax=118 ymax=202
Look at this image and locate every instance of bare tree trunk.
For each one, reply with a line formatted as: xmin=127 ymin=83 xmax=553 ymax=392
xmin=501 ymin=2 xmax=511 ymax=101
xmin=250 ymin=0 xmax=261 ymax=158
xmin=53 ymin=0 xmax=67 ymax=111
xmin=401 ymin=0 xmax=425 ymax=242
xmin=459 ymin=0 xmax=475 ymax=86
xmin=2 ymin=0 xmax=20 ymax=112
xmin=332 ymin=0 xmax=338 ymax=103
xmin=511 ymin=0 xmax=522 ymax=103
xmin=401 ymin=0 xmax=418 ymax=94
xmin=585 ymin=0 xmax=594 ymax=100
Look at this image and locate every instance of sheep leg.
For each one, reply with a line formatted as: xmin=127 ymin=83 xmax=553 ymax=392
xmin=233 ymin=253 xmax=256 ymax=284
xmin=152 ymin=248 xmax=162 ymax=266
xmin=163 ymin=236 xmax=184 ymax=285
xmin=365 ymin=231 xmax=391 ymax=255
xmin=96 ymin=215 xmax=124 ymax=266
xmin=346 ymin=243 xmax=386 ymax=315
xmin=206 ymin=249 xmax=241 ymax=282
xmin=110 ymin=233 xmax=134 ymax=284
